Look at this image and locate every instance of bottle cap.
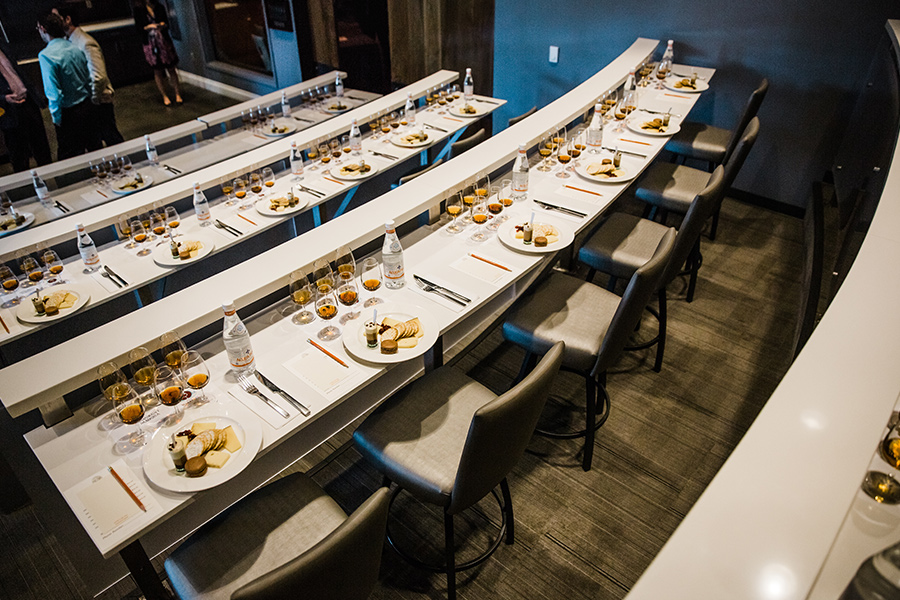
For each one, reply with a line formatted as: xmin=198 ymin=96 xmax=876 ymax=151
xmin=466 ymin=67 xmax=472 ymax=73
xmin=193 ymin=182 xmax=200 ymax=188
xmin=222 ymin=300 xmax=236 ymax=314
xmin=519 ymin=143 xmax=526 ymax=151
xmin=144 ymin=134 xmax=150 ymax=140
xmin=30 ymin=169 xmax=37 ymax=176
xmin=385 ymin=219 xmax=395 ymax=229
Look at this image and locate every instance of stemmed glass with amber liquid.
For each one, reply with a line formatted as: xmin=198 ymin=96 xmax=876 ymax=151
xmin=461 ymin=183 xmax=476 ymax=224
xmin=335 ymin=245 xmax=356 ymax=283
xmin=337 ymin=279 xmax=360 ymax=325
xmin=21 ymin=256 xmax=43 ymax=289
xmin=487 ymin=185 xmax=504 ymax=230
xmin=602 ymin=89 xmax=618 ymax=121
xmin=261 ymin=167 xmax=275 ymax=197
xmin=655 ymin=57 xmax=671 ymax=89
xmin=470 ymin=200 xmax=489 ymax=242
xmin=0 ymin=265 xmax=20 ymax=307
xmin=313 ymin=257 xmax=335 ymax=291
xmin=233 ymin=177 xmax=248 ymax=207
xmin=318 ymin=143 xmax=332 ymax=169
xmin=315 ymin=284 xmax=341 ymax=341
xmin=288 ymin=270 xmax=316 ymax=324
xmin=360 ymin=257 xmax=383 ymax=307
xmin=571 ymin=133 xmax=585 ymax=168
xmin=537 ymin=132 xmax=554 ymax=172
xmin=151 ymin=210 xmax=167 ymax=237
xmin=556 ymin=137 xmax=573 ymax=179
xmin=154 ymin=365 xmax=186 ymax=426
xmin=617 ymin=88 xmax=637 ymax=132
xmin=160 ymin=330 xmax=187 ymax=369
xmin=221 ymin=180 xmax=236 ymax=206
xmin=117 ymin=215 xmax=135 ymax=248
xmin=249 ymin=170 xmax=263 ymax=202
xmin=446 ymin=192 xmax=464 ymax=234
xmin=43 ymin=250 xmax=64 ymax=284
xmin=330 ymin=138 xmax=342 ymax=166
xmin=130 ymin=220 xmax=151 ymax=257
xmin=307 ymin=140 xmax=320 ymax=170
xmin=165 ymin=206 xmax=180 ymax=236
xmin=180 ymin=350 xmax=211 ymax=408
xmin=129 ymin=346 xmax=159 ymax=407
xmin=113 ymin=383 xmax=147 ymax=451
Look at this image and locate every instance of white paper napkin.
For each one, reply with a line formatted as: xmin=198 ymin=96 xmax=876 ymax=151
xmin=409 ymin=275 xmax=479 ymax=313
xmin=283 ymin=346 xmax=362 ymax=398
xmin=449 ymin=254 xmax=509 ymax=284
xmin=90 ymin=271 xmax=122 ymax=293
xmin=228 ymin=385 xmax=300 ymax=429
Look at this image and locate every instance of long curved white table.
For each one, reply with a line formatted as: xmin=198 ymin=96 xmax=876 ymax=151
xmin=626 ymin=19 xmax=900 ymax=600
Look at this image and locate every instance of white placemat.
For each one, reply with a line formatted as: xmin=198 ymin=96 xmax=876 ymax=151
xmin=228 ymin=385 xmax=300 ymax=429
xmin=449 ymin=254 xmax=509 ymax=285
xmin=408 ymin=275 xmax=480 ymax=313
xmin=283 ymin=345 xmax=364 ymax=398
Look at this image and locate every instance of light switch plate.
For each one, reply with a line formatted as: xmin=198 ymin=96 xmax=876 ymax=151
xmin=549 ymin=46 xmax=559 ymax=64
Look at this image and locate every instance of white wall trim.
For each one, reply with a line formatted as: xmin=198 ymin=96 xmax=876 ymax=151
xmin=175 ymin=69 xmax=258 ymax=101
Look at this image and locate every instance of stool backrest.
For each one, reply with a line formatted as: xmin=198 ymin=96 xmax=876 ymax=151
xmin=449 ymin=341 xmax=564 ymax=514
xmin=398 ymin=158 xmax=444 ymax=186
xmin=721 ymin=117 xmax=760 ymax=193
xmin=508 ymin=106 xmax=537 ymax=127
xmin=595 ymin=228 xmax=676 ymax=375
xmin=450 ymin=129 xmax=486 ymax=158
xmin=724 ymin=78 xmax=768 ymax=163
xmin=660 ymin=166 xmax=726 ymax=288
xmin=233 ymin=486 xmax=391 ymax=600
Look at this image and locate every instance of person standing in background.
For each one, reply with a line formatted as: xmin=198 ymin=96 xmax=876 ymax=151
xmin=0 ymin=39 xmax=52 ymax=171
xmin=133 ymin=0 xmax=182 ymax=106
xmin=54 ymin=5 xmax=124 ymax=147
xmin=36 ymin=12 xmax=102 ymax=160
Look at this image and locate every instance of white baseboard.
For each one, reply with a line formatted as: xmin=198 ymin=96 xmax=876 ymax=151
xmin=176 ymin=70 xmax=258 ymax=101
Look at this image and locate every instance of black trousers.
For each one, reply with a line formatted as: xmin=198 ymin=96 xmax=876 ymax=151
xmin=1 ymin=97 xmax=52 ymax=172
xmin=55 ymin=99 xmax=103 ymax=160
xmin=97 ymin=101 xmax=124 ymax=147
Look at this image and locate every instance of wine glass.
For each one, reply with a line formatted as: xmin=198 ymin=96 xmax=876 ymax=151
xmin=43 ymin=250 xmax=64 ymax=284
xmin=475 ymin=173 xmax=491 ymax=202
xmin=500 ymin=178 xmax=515 ymax=211
xmin=341 ymin=134 xmax=351 ymax=157
xmin=307 ymin=140 xmax=320 ymax=170
xmin=130 ymin=220 xmax=151 ymax=256
xmin=240 ymin=109 xmax=250 ymax=131
xmin=329 ymin=138 xmax=342 ymax=165
xmin=154 ymin=365 xmax=185 ymax=426
xmin=315 ymin=284 xmax=340 ymax=341
xmin=335 ymin=245 xmax=355 ymax=283
xmin=291 ymin=144 xmax=305 ymax=180
xmin=118 ymin=155 xmax=133 ymax=174
xmin=151 ymin=210 xmax=167 ymax=237
xmin=461 ymin=182 xmax=476 ymax=224
xmin=113 ymin=383 xmax=147 ymax=451
xmin=313 ymin=257 xmax=335 ymax=291
xmin=98 ymin=361 xmax=128 ymax=403
xmin=159 ymin=330 xmax=187 ymax=368
xmin=656 ymin=57 xmax=671 ymax=89
xmin=289 ymin=271 xmax=316 ymax=325
xmin=318 ymin=142 xmax=332 ymax=169
xmin=249 ymin=170 xmax=263 ymax=200
xmin=129 ymin=346 xmax=157 ymax=385
xmin=261 ymin=167 xmax=275 ymax=196
xmin=221 ymin=179 xmax=236 ymax=206
xmin=487 ymin=185 xmax=504 ymax=230
xmin=389 ymin=112 xmax=400 ymax=132
xmin=22 ymin=257 xmax=43 ymax=288
xmin=117 ymin=215 xmax=136 ymax=248
xmin=556 ymin=136 xmax=572 ymax=179
xmin=165 ymin=206 xmax=180 ymax=234
xmin=337 ymin=279 xmax=360 ymax=325
xmin=446 ymin=192 xmax=464 ymax=234
xmin=603 ymin=89 xmax=618 ymax=121
xmin=379 ymin=115 xmax=392 ymax=139
xmin=360 ymin=258 xmax=383 ymax=307
xmin=0 ymin=265 xmax=20 ymax=307
xmin=537 ymin=132 xmax=554 ymax=172
xmin=180 ymin=350 xmax=211 ymax=408
xmin=470 ymin=200 xmax=489 ymax=242
xmin=571 ymin=132 xmax=585 ymax=166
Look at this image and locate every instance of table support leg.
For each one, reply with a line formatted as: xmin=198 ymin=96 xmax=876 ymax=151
xmin=332 ymin=186 xmax=359 ymax=219
xmin=433 ymin=129 xmax=466 ymax=163
xmin=119 ymin=540 xmax=171 ymax=600
xmin=425 ymin=335 xmax=444 ymax=373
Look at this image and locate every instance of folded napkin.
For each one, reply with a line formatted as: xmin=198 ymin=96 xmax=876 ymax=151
xmin=409 ymin=275 xmax=479 ymax=313
xmin=228 ymin=384 xmax=301 ymax=429
xmin=90 ymin=271 xmax=122 ymax=293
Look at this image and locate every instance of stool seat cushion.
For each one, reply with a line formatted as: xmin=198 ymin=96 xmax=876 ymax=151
xmin=165 ymin=473 xmax=346 ymax=600
xmin=664 ymin=121 xmax=730 ymax=163
xmin=635 ymin=162 xmax=711 ymax=213
xmin=502 ymin=272 xmax=620 ymax=374
xmin=353 ymin=368 xmax=496 ymax=508
xmin=578 ymin=213 xmax=670 ymax=280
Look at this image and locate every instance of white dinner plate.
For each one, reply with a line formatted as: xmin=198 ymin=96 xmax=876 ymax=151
xmin=261 ymin=122 xmax=297 ymax=137
xmin=330 ymin=162 xmax=380 ymax=181
xmin=573 ymin=161 xmax=636 ymax=184
xmin=664 ymin=78 xmax=709 ymax=93
xmin=254 ymin=191 xmax=309 ymax=217
xmin=497 ymin=217 xmax=575 ymax=254
xmin=323 ymin=102 xmax=352 ymax=114
xmin=626 ymin=114 xmax=682 ymax=137
xmin=342 ymin=303 xmax=439 ymax=364
xmin=16 ymin=282 xmax=91 ymax=324
xmin=390 ymin=132 xmax=432 ymax=148
xmin=142 ymin=415 xmax=262 ymax=493
xmin=0 ymin=212 xmax=35 ymax=238
xmin=449 ymin=103 xmax=488 ymax=118
xmin=152 ymin=235 xmax=215 ymax=267
xmin=111 ymin=174 xmax=153 ymax=195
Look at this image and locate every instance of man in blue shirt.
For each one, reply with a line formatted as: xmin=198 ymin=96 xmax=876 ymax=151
xmin=36 ymin=12 xmax=101 ymax=160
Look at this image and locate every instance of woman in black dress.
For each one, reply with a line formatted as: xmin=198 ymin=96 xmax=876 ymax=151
xmin=133 ymin=0 xmax=183 ymax=106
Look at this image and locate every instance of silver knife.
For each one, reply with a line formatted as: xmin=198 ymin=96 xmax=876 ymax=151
xmin=292 ymin=116 xmax=315 ymax=123
xmin=639 ymin=109 xmax=683 ymax=118
xmin=424 ymin=123 xmax=448 ymax=133
xmin=369 ymin=150 xmax=399 ymax=160
xmin=601 ymin=146 xmax=647 ymax=158
xmin=255 ymin=371 xmax=311 ymax=416
xmin=413 ymin=275 xmax=471 ymax=303
xmin=534 ymin=199 xmax=587 ymax=218
xmin=104 ymin=265 xmax=128 ymax=286
xmin=474 ymin=98 xmax=500 ymax=106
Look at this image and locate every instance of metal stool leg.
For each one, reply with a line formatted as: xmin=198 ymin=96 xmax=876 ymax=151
xmin=444 ymin=511 xmax=456 ymax=600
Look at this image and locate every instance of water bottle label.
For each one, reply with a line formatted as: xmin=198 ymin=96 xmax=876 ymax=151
xmin=464 ymin=85 xmax=473 ymax=96
xmin=81 ymin=249 xmax=99 ymax=266
xmin=384 ymin=258 xmax=404 ymax=282
xmin=197 ymin=209 xmax=210 ymax=222
xmin=229 ymin=348 xmax=254 ymax=369
xmin=36 ymin=188 xmax=49 ymax=200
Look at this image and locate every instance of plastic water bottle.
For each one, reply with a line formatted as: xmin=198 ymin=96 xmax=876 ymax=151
xmin=31 ymin=169 xmax=52 ymax=208
xmin=192 ymin=182 xmax=211 ymax=226
xmin=144 ymin=135 xmax=158 ymax=166
xmin=463 ymin=68 xmax=474 ymax=104
xmin=281 ymin=91 xmax=291 ymax=118
xmin=587 ymin=102 xmax=604 ymax=154
xmin=76 ymin=223 xmax=100 ymax=273
xmin=382 ymin=220 xmax=405 ymax=289
xmin=659 ymin=40 xmax=674 ymax=81
xmin=512 ymin=144 xmax=529 ymax=202
xmin=222 ymin=301 xmax=255 ymax=375
xmin=840 ymin=539 xmax=900 ymax=599
xmin=290 ymin=141 xmax=304 ymax=180
xmin=662 ymin=39 xmax=674 ymax=65
xmin=405 ymin=92 xmax=416 ymax=125
xmin=335 ymin=73 xmax=344 ymax=98
xmin=350 ymin=119 xmax=362 ymax=155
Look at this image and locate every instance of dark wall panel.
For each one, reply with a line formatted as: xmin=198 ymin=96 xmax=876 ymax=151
xmin=493 ymin=0 xmax=897 ymax=208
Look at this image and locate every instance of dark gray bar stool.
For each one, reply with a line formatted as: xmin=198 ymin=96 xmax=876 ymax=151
xmin=353 ymin=341 xmax=565 ymax=600
xmin=508 ymin=106 xmax=537 ymax=127
xmin=164 ymin=474 xmax=390 ymax=600
xmin=396 ymin=158 xmax=443 ymax=186
xmin=578 ymin=166 xmax=726 ymax=372
xmin=637 ymin=117 xmax=760 ymax=240
xmin=502 ymin=229 xmax=675 ymax=471
xmin=665 ymin=78 xmax=768 ymax=169
xmin=449 ymin=129 xmax=486 ymax=158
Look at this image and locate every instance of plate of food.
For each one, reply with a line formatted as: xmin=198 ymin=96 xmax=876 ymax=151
xmin=152 ymin=235 xmax=215 ymax=267
xmin=449 ymin=103 xmax=486 ymax=118
xmin=342 ymin=303 xmax=439 ymax=364
xmin=0 ymin=212 xmax=35 ymax=238
xmin=261 ymin=122 xmax=296 ymax=137
xmin=331 ymin=161 xmax=379 ymax=181
xmin=391 ymin=130 xmax=431 ymax=148
xmin=16 ymin=283 xmax=91 ymax=324
xmin=111 ymin=174 xmax=153 ymax=195
xmin=664 ymin=77 xmax=709 ymax=93
xmin=254 ymin=191 xmax=309 ymax=216
xmin=574 ymin=159 xmax=636 ymax=183
xmin=323 ymin=101 xmax=352 ymax=114
xmin=142 ymin=415 xmax=262 ymax=493
xmin=497 ymin=218 xmax=575 ymax=254
xmin=627 ymin=114 xmax=682 ymax=137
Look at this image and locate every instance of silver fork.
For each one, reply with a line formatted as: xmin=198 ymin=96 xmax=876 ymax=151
xmin=237 ymin=373 xmax=289 ymax=418
xmin=413 ymin=277 xmax=466 ymax=306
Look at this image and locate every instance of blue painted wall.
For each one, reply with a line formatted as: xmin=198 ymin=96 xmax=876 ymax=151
xmin=492 ymin=0 xmax=898 ymax=207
